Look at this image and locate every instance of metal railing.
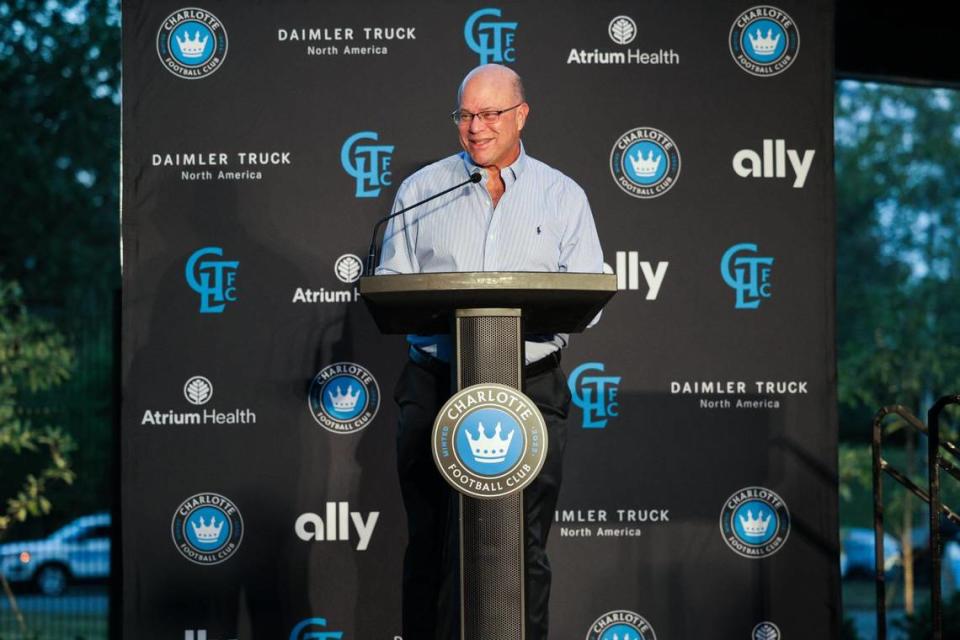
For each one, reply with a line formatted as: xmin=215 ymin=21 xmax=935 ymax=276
xmin=872 ymin=397 xmax=960 ymax=640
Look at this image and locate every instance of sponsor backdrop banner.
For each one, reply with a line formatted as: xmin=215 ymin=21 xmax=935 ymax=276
xmin=121 ymin=1 xmax=837 ymax=638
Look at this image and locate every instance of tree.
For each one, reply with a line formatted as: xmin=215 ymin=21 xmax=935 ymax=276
xmin=0 ymin=0 xmax=121 ymax=533
xmin=0 ymin=0 xmax=121 ymax=309
xmin=836 ymin=80 xmax=960 ymax=614
xmin=0 ymin=280 xmax=76 ymax=634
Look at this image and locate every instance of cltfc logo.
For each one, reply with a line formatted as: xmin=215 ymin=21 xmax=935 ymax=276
xmin=586 ymin=610 xmax=657 ymax=640
xmin=340 ymin=131 xmax=394 ymax=198
xmin=308 ymin=362 xmax=381 ymax=434
xmin=720 ymin=486 xmax=791 ymax=559
xmin=464 ymin=8 xmax=517 ymax=63
xmin=610 ymin=127 xmax=681 ymax=199
xmin=729 ymin=6 xmax=799 ymax=77
xmin=156 ymin=8 xmax=228 ymax=79
xmin=433 ymin=383 xmax=547 ymax=499
xmin=171 ymin=492 xmax=243 ymax=565
xmin=289 ymin=618 xmax=343 ymax=640
xmin=752 ymin=622 xmax=781 ymax=640
xmin=185 ymin=247 xmax=239 ymax=313
xmin=569 ymin=363 xmax=621 ymax=429
xmin=721 ymin=243 xmax=774 ymax=309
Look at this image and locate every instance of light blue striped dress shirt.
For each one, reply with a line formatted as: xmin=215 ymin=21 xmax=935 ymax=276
xmin=375 ymin=144 xmax=603 ymax=364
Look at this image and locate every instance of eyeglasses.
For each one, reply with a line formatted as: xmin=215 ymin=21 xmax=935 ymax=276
xmin=450 ymin=103 xmax=523 ymax=126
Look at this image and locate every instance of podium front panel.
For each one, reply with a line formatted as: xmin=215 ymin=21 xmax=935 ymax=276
xmin=456 ymin=308 xmax=525 ymax=640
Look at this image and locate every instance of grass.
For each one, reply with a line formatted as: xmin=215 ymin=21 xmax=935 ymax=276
xmin=0 ymin=611 xmax=106 ymax=640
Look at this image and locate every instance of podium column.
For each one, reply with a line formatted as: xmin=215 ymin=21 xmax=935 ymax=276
xmin=454 ymin=308 xmax=525 ymax=639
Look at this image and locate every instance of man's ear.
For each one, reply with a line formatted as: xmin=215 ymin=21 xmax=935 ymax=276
xmin=517 ymin=103 xmax=530 ymax=131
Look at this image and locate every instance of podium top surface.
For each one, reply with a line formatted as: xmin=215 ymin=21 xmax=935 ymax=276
xmin=359 ymin=272 xmax=617 ymax=335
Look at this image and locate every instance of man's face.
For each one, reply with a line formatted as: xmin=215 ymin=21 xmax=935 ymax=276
xmin=457 ymin=75 xmax=528 ymax=169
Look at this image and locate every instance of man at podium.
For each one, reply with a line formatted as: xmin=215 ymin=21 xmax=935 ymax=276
xmin=376 ymin=63 xmax=603 ymax=640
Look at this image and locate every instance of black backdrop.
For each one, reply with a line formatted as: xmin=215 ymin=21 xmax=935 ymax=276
xmin=121 ymin=2 xmax=838 ymax=638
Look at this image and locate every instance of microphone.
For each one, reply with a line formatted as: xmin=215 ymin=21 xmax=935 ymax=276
xmin=365 ymin=171 xmax=483 ymax=276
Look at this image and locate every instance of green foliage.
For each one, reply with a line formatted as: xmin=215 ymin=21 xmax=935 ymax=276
xmin=0 ymin=0 xmax=120 ymax=309
xmin=836 ymin=82 xmax=960 ymax=435
xmin=896 ymin=592 xmax=960 ymax=639
xmin=0 ymin=281 xmax=75 ymax=536
xmin=0 ymin=0 xmax=120 ymax=533
xmin=840 ymin=614 xmax=862 ymax=640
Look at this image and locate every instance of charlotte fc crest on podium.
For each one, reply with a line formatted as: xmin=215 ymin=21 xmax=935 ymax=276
xmin=432 ymin=382 xmax=547 ymax=499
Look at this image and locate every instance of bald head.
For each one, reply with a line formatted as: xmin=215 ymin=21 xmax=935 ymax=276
xmin=457 ymin=64 xmax=525 ymax=105
xmin=455 ymin=64 xmax=529 ymax=169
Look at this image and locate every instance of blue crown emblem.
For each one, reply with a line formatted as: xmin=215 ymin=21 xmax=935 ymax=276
xmin=157 ymin=8 xmax=229 ymax=79
xmin=729 ymin=6 xmax=799 ymax=77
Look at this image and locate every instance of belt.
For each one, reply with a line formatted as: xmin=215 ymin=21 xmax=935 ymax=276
xmin=409 ymin=346 xmax=561 ymax=378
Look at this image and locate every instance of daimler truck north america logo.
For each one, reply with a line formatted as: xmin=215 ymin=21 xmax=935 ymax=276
xmin=432 ymin=383 xmax=546 ymax=499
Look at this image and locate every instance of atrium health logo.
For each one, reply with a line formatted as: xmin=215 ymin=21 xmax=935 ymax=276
xmin=721 ymin=243 xmax=774 ymax=309
xmin=334 ymin=253 xmax=363 ymax=284
xmin=156 ymin=8 xmax=228 ymax=79
xmin=569 ymin=363 xmax=621 ymax=429
xmin=340 ymin=132 xmax=393 ymax=197
xmin=753 ymin=622 xmax=781 ymax=640
xmin=608 ymin=16 xmax=637 ymax=45
xmin=290 ymin=618 xmax=343 ymax=640
xmin=183 ymin=376 xmax=212 ymax=405
xmin=464 ymin=8 xmax=517 ymax=63
xmin=185 ymin=247 xmax=238 ymax=313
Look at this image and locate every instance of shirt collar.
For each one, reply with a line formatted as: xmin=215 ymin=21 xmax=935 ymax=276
xmin=461 ymin=141 xmax=528 ymax=186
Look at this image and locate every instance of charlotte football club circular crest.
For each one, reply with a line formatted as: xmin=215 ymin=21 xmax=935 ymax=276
xmin=610 ymin=127 xmax=681 ymax=199
xmin=156 ymin=7 xmax=228 ymax=80
xmin=432 ymin=383 xmax=547 ymax=499
xmin=729 ymin=6 xmax=799 ymax=77
xmin=171 ymin=492 xmax=243 ymax=565
xmin=308 ymin=362 xmax=381 ymax=434
xmin=586 ymin=610 xmax=657 ymax=640
xmin=720 ymin=486 xmax=791 ymax=559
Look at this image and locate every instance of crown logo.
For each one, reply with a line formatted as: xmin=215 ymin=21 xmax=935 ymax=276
xmin=739 ymin=509 xmax=772 ymax=537
xmin=629 ymin=149 xmax=662 ymax=177
xmin=328 ymin=384 xmax=360 ymax=412
xmin=466 ymin=422 xmax=515 ymax=463
xmin=748 ymin=28 xmax=780 ymax=56
xmin=610 ymin=633 xmax=637 ymax=640
xmin=191 ymin=515 xmax=224 ymax=544
xmin=176 ymin=29 xmax=209 ymax=59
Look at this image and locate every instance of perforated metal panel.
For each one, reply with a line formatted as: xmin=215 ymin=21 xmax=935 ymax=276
xmin=456 ymin=311 xmax=522 ymax=388
xmin=455 ymin=309 xmax=524 ymax=640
